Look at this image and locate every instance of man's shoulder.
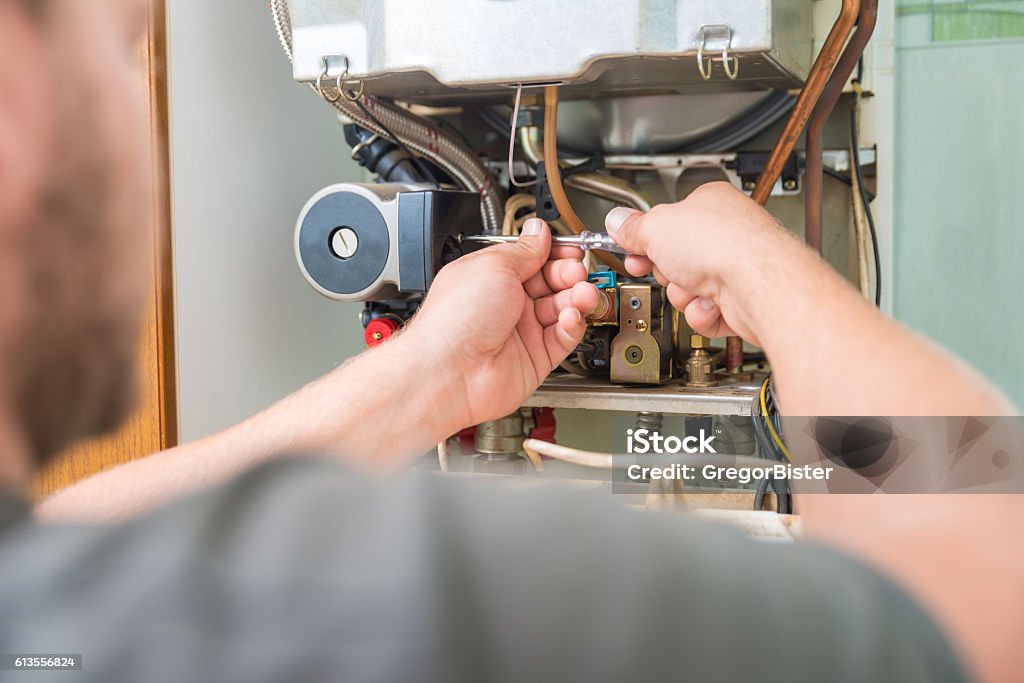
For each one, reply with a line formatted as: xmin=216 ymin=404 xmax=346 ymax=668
xmin=0 ymin=457 xmax=967 ymax=683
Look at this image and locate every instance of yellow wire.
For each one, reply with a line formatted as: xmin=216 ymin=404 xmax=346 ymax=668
xmin=760 ymin=377 xmax=792 ymax=462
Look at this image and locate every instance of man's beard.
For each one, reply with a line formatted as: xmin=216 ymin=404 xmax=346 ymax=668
xmin=9 ymin=96 xmax=145 ymax=468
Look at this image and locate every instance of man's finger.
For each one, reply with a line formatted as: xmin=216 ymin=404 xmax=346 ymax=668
xmin=549 ymin=245 xmax=585 ymax=261
xmin=665 ymin=282 xmax=697 ymax=313
xmin=682 ymin=295 xmax=738 ymax=338
xmin=524 ymin=258 xmax=587 ymax=298
xmin=543 ymin=307 xmax=587 ymax=369
xmin=623 ymin=254 xmax=653 ymax=277
xmin=534 ymin=281 xmax=598 ymax=327
xmin=604 ymin=206 xmax=649 ymax=255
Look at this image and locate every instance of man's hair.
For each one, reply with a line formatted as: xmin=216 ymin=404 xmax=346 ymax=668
xmin=3 ymin=0 xmax=146 ymax=464
xmin=17 ymin=0 xmax=48 ymax=19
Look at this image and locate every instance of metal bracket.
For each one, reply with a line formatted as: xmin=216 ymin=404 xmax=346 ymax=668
xmin=697 ymin=24 xmax=739 ymax=81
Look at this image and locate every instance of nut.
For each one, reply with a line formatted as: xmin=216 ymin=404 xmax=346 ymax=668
xmin=690 ymin=334 xmax=710 ymax=349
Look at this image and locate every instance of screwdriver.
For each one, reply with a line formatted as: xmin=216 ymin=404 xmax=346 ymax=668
xmin=461 ymin=230 xmax=634 ymax=255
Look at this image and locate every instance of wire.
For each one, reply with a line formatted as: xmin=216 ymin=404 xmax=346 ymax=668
xmin=849 ymin=88 xmax=881 ymax=308
xmin=682 ymin=92 xmax=797 ymax=154
xmin=757 ymin=477 xmax=790 ymax=515
xmin=353 ymin=98 xmax=441 ymax=189
xmin=750 ymin=378 xmax=792 ymax=514
xmin=823 ymin=166 xmax=877 ymax=202
xmin=507 ymin=84 xmax=538 ymax=188
xmin=476 ymin=105 xmax=514 ymax=138
xmin=759 ymin=378 xmax=792 ymax=462
xmin=502 ymin=193 xmax=535 ymax=235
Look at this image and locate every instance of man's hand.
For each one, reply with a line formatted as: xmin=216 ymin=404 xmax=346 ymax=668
xmin=406 ymin=218 xmax=598 ymax=429
xmin=604 ymin=181 xmax=801 ymax=347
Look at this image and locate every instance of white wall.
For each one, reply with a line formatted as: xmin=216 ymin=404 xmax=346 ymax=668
xmin=893 ymin=23 xmax=1024 ymax=405
xmin=167 ymin=0 xmax=366 ymax=442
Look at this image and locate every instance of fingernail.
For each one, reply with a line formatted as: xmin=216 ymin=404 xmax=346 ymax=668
xmin=699 ymin=297 xmax=716 ymax=311
xmin=522 ymin=218 xmax=544 ymax=235
xmin=605 ymin=207 xmax=632 ymax=234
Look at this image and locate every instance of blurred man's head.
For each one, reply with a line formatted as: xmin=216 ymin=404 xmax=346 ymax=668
xmin=0 ymin=0 xmax=151 ymax=472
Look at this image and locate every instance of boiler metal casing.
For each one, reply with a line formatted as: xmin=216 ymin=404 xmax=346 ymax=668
xmin=286 ymin=0 xmax=814 ymax=102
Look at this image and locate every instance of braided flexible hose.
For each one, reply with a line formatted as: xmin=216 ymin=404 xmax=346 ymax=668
xmin=270 ymin=0 xmax=504 ymax=233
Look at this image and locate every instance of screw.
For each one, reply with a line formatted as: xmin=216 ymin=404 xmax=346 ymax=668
xmin=625 ymin=345 xmax=644 ymax=364
xmin=372 ymin=331 xmax=383 ymax=341
xmin=783 ymin=179 xmax=797 ymax=191
xmin=636 ymin=320 xmax=649 ymax=332
xmin=743 ymin=180 xmax=756 ymax=190
xmin=330 ymin=227 xmax=359 ymax=260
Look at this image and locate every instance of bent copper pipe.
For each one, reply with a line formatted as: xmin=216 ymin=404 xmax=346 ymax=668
xmin=751 ymin=0 xmax=861 ymax=206
xmin=736 ymin=0 xmax=861 ymax=369
xmin=805 ymin=0 xmax=879 ymax=254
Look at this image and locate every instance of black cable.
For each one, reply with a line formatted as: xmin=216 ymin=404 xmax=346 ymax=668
xmin=353 ymin=98 xmax=441 ymax=189
xmin=849 ymin=97 xmax=881 ymax=308
xmin=476 ymin=105 xmax=514 ymax=138
xmin=682 ymin=91 xmax=797 ymax=154
xmin=476 ymin=91 xmax=795 ymax=156
xmin=823 ymin=166 xmax=877 ymax=202
xmin=753 ymin=475 xmax=771 ymax=511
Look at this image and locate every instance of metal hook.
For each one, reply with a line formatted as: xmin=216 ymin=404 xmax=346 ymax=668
xmin=697 ymin=24 xmax=739 ymax=81
xmin=342 ymin=79 xmax=365 ymax=102
xmin=316 ymin=54 xmax=354 ymax=103
xmin=722 ymin=51 xmax=739 ymax=81
xmin=697 ymin=53 xmax=713 ymax=81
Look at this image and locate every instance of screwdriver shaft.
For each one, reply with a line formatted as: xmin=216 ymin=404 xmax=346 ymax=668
xmin=462 ymin=232 xmax=632 ymax=255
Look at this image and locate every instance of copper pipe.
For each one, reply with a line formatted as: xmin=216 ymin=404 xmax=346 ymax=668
xmin=741 ymin=1 xmax=865 ymax=375
xmin=751 ymin=0 xmax=861 ymax=205
xmin=542 ymin=86 xmax=626 ymax=273
xmin=520 ymin=125 xmax=653 ymax=212
xmin=725 ymin=335 xmax=744 ymax=373
xmin=805 ymin=0 xmax=878 ymax=254
xmin=542 ymin=87 xmax=589 ymax=234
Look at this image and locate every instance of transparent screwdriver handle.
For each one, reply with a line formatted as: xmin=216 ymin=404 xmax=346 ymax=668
xmin=552 ymin=231 xmax=630 ymax=255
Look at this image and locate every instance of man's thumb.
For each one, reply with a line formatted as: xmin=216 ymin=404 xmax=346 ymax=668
xmin=506 ymin=217 xmax=550 ymax=281
xmin=604 ymin=207 xmax=647 ymax=253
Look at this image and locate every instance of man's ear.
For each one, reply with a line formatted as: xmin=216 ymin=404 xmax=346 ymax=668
xmin=0 ymin=1 xmax=55 ymax=228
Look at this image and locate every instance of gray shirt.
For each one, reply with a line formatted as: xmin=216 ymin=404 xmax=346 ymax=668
xmin=0 ymin=457 xmax=967 ymax=682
